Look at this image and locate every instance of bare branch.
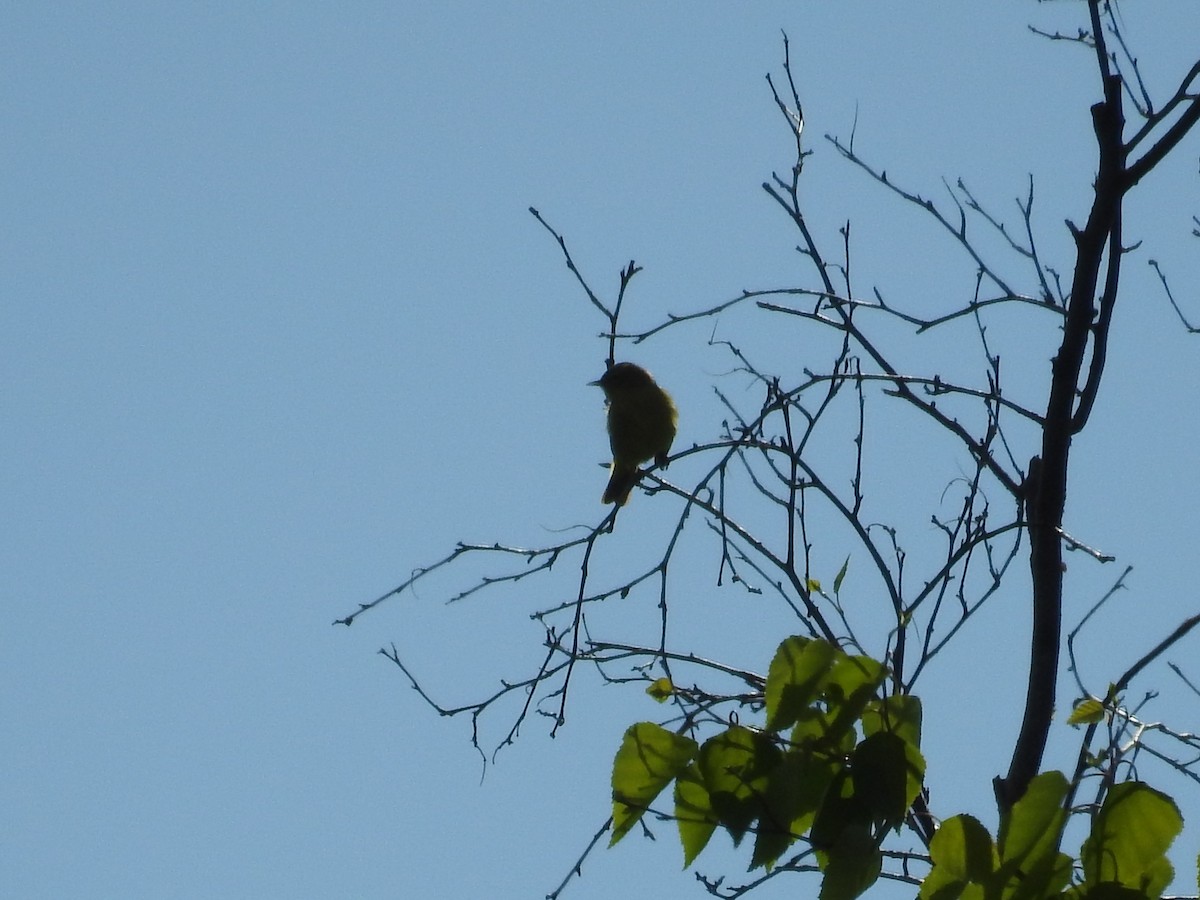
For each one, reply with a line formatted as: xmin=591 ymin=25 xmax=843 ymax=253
xmin=529 ymin=207 xmax=611 ymax=320
xmin=825 ymin=134 xmax=1020 ymax=299
xmin=1149 ymin=258 xmax=1200 ymax=333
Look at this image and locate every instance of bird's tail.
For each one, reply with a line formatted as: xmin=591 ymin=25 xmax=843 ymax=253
xmin=602 ymin=463 xmax=640 ymax=506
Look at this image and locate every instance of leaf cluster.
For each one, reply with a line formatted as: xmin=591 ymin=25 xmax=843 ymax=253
xmin=610 ymin=636 xmax=926 ymax=900
xmin=612 ymin=637 xmax=1188 ymax=900
xmin=924 ymin=774 xmax=1182 ymax=900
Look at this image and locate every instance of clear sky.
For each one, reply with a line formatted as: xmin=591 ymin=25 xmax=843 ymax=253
xmin=4 ymin=4 xmax=1199 ymax=899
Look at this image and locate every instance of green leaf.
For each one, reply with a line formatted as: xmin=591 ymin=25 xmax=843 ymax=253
xmin=998 ymin=770 xmax=1068 ymax=867
xmin=674 ymin=762 xmax=717 ymax=867
xmin=792 ymin=706 xmax=858 ymax=757
xmin=610 ymin=722 xmax=698 ymax=845
xmin=919 ymin=814 xmax=1002 ymax=900
xmin=750 ymin=751 xmax=805 ymax=870
xmin=818 ymin=824 xmax=882 ymax=900
xmin=823 ymin=653 xmax=887 ymax=747
xmin=698 ymin=725 xmax=781 ymax=846
xmin=862 ymin=695 xmax=922 ymax=748
xmin=1081 ymin=782 xmax=1182 ymax=895
xmin=918 ymin=864 xmax=968 ymax=900
xmin=787 ymin=749 xmax=841 ymax=837
xmin=811 ymin=769 xmax=869 ymax=851
xmin=646 ymin=677 xmax=674 ymax=702
xmin=851 ymin=731 xmax=924 ymax=831
xmin=993 ymin=772 xmax=1074 ymax=900
xmin=1003 ymin=850 xmax=1074 ymax=900
xmin=747 ymin=746 xmax=848 ymax=871
xmin=1067 ymin=697 xmax=1106 ymax=726
xmin=764 ymin=636 xmax=839 ymax=733
xmin=1074 ymin=883 xmax=1157 ymax=900
xmin=833 ymin=555 xmax=850 ymax=595
xmin=926 ymin=815 xmax=997 ymax=886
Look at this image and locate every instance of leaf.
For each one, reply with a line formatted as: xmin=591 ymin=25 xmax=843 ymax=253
xmin=786 ymin=749 xmax=840 ymax=837
xmin=792 ymin=707 xmax=857 ymax=756
xmin=998 ymin=770 xmax=1068 ymax=867
xmin=1074 ymin=883 xmax=1157 ymax=900
xmin=698 ymin=725 xmax=781 ymax=846
xmin=745 ymin=745 xmax=841 ymax=871
xmin=610 ymin=722 xmax=698 ymax=845
xmin=765 ymin=636 xmax=839 ymax=732
xmin=991 ymin=771 xmax=1075 ymax=900
xmin=823 ymin=653 xmax=887 ymax=746
xmin=818 ymin=824 xmax=882 ymax=900
xmin=1005 ymin=850 xmax=1074 ymax=900
xmin=1081 ymin=781 xmax=1182 ymax=895
xmin=750 ymin=751 xmax=806 ymax=870
xmin=862 ymin=695 xmax=922 ymax=749
xmin=674 ymin=763 xmax=717 ymax=867
xmin=851 ymin=731 xmax=925 ymax=831
xmin=833 ymin=555 xmax=850 ymax=594
xmin=811 ymin=769 xmax=869 ymax=851
xmin=917 ymin=865 xmax=968 ymax=900
xmin=1067 ymin=697 xmax=1105 ymax=726
xmin=926 ymin=815 xmax=997 ymax=886
xmin=646 ymin=677 xmax=674 ymax=702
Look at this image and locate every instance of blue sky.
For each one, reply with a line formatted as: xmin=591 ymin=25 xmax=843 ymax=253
xmin=4 ymin=4 xmax=1200 ymax=898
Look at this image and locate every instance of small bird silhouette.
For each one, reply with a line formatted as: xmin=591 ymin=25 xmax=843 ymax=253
xmin=591 ymin=362 xmax=678 ymax=506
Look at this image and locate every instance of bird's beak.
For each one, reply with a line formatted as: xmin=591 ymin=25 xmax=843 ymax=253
xmin=588 ymin=378 xmax=602 ymax=387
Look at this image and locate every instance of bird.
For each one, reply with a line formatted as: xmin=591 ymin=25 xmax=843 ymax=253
xmin=591 ymin=362 xmax=678 ymax=506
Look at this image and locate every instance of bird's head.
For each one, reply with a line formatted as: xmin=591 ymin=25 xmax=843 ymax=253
xmin=590 ymin=362 xmax=655 ymax=397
